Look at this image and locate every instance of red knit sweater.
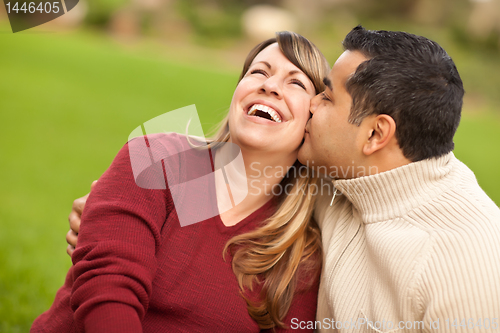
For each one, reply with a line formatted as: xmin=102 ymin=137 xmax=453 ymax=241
xmin=32 ymin=134 xmax=319 ymax=333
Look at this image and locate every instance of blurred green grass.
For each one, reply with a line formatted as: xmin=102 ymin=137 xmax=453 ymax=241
xmin=454 ymin=112 xmax=500 ymax=202
xmin=0 ymin=28 xmax=236 ymax=332
xmin=0 ymin=27 xmax=499 ymax=332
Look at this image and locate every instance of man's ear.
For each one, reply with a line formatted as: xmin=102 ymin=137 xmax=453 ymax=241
xmin=362 ymin=114 xmax=396 ymax=156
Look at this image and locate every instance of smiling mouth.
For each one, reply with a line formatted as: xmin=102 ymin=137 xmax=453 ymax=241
xmin=247 ymin=104 xmax=282 ymax=123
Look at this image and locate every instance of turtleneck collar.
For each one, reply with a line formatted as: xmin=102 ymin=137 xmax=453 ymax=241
xmin=332 ymin=152 xmax=459 ymax=224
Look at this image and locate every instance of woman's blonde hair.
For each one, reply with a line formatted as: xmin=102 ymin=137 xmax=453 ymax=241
xmin=211 ymin=31 xmax=330 ymax=329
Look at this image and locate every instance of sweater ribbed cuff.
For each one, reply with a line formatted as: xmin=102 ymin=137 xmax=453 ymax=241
xmin=84 ymin=302 xmax=142 ymax=333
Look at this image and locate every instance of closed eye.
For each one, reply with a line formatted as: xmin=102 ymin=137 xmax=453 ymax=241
xmin=291 ymin=79 xmax=306 ymax=90
xmin=250 ymin=69 xmax=268 ymax=76
xmin=321 ymin=92 xmax=331 ymax=102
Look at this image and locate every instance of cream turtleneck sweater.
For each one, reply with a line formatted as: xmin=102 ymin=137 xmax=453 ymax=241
xmin=313 ymin=152 xmax=500 ymax=333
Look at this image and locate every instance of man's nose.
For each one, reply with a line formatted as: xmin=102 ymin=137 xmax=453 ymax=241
xmin=310 ymin=93 xmax=322 ymax=114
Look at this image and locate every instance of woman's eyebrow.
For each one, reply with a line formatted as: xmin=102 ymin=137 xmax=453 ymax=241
xmin=289 ymin=70 xmax=304 ymax=76
xmin=254 ymin=61 xmax=272 ymax=69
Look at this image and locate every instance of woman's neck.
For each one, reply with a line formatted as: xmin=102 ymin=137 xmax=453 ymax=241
xmin=215 ymin=145 xmax=296 ymax=226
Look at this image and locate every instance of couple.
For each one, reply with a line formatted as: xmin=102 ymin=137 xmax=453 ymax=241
xmin=33 ymin=26 xmax=500 ymax=332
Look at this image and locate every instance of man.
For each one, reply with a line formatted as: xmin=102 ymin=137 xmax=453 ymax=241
xmin=297 ymin=26 xmax=500 ymax=332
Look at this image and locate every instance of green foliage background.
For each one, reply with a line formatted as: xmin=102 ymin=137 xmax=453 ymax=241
xmin=0 ymin=18 xmax=499 ymax=332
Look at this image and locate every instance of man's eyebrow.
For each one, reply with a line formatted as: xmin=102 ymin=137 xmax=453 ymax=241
xmin=323 ymin=77 xmax=332 ymax=90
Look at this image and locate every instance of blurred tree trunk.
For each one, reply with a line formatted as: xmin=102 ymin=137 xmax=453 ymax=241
xmin=410 ymin=0 xmax=451 ymax=24
xmin=467 ymin=0 xmax=500 ymax=39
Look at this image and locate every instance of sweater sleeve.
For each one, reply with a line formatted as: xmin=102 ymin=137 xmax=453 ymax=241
xmin=418 ymin=226 xmax=500 ymax=333
xmin=70 ymin=140 xmax=173 ymax=333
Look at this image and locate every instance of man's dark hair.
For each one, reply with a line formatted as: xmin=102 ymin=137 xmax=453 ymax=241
xmin=343 ymin=25 xmax=464 ymax=162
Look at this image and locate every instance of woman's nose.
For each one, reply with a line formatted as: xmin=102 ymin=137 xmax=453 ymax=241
xmin=259 ymin=77 xmax=283 ymax=99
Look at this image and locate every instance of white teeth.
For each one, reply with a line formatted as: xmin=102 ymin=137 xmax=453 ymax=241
xmin=247 ymin=104 xmax=282 ymax=123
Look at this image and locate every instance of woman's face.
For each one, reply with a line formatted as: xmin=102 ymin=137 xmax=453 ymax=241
xmin=228 ymin=43 xmax=316 ymax=159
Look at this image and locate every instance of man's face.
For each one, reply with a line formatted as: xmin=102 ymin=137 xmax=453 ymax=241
xmin=298 ymin=50 xmax=369 ymax=179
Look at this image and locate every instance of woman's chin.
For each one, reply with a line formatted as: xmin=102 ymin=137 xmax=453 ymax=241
xmin=235 ymin=136 xmax=273 ymax=152
xmin=237 ymin=136 xmax=298 ymax=159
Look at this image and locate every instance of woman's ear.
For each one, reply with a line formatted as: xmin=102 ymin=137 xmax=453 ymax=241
xmin=362 ymin=114 xmax=396 ymax=156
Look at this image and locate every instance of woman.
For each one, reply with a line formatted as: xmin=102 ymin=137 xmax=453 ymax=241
xmin=32 ymin=31 xmax=330 ymax=332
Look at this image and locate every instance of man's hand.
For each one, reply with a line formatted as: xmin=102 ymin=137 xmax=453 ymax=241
xmin=66 ymin=180 xmax=97 ymax=257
